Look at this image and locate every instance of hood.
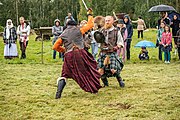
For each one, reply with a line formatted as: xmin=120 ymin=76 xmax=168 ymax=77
xmin=54 ymin=19 xmax=60 ymax=25
xmin=124 ymin=15 xmax=131 ymax=24
xmin=6 ymin=19 xmax=13 ymax=29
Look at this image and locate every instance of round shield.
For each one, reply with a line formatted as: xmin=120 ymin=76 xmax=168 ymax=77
xmin=94 ymin=31 xmax=105 ymax=43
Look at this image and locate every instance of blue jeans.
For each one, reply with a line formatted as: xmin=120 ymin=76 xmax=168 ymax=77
xmin=91 ymin=42 xmax=98 ymax=58
xmin=164 ymin=51 xmax=171 ymax=61
xmin=53 ymin=50 xmax=63 ymax=59
xmin=52 ymin=37 xmax=64 ymax=60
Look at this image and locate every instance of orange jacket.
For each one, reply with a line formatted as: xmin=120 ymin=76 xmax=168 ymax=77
xmin=52 ymin=16 xmax=94 ymax=52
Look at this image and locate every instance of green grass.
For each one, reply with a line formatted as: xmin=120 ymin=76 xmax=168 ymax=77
xmin=0 ymin=29 xmax=180 ymax=120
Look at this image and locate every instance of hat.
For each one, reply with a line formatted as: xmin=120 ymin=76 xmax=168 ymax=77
xmin=67 ymin=20 xmax=77 ymax=26
xmin=94 ymin=31 xmax=105 ymax=43
xmin=141 ymin=46 xmax=146 ymax=49
xmin=118 ymin=19 xmax=124 ymax=24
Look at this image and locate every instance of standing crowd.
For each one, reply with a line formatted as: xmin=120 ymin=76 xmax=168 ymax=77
xmin=156 ymin=12 xmax=180 ymax=63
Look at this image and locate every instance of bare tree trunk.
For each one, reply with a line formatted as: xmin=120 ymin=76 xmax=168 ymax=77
xmin=16 ymin=0 xmax=19 ymax=26
xmin=176 ymin=0 xmax=179 ymax=12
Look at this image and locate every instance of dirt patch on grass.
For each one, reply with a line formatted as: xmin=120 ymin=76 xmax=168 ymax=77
xmin=108 ymin=103 xmax=131 ymax=109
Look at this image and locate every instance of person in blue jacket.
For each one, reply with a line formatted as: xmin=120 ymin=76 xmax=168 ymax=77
xmin=124 ymin=15 xmax=133 ymax=60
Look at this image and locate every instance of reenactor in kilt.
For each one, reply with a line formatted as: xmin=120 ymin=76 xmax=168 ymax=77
xmin=53 ymin=9 xmax=102 ymax=99
xmin=95 ymin=16 xmax=125 ymax=87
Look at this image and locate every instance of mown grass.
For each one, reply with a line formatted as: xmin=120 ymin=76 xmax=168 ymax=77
xmin=0 ymin=29 xmax=180 ymax=120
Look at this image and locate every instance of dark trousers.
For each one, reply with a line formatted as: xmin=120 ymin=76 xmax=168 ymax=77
xmin=178 ymin=47 xmax=180 ymax=60
xmin=101 ymin=70 xmax=122 ymax=86
xmin=53 ymin=50 xmax=64 ymax=60
xmin=19 ymin=41 xmax=28 ymax=59
xmin=158 ymin=45 xmax=163 ymax=60
xmin=126 ymin=40 xmax=131 ymax=60
xmin=138 ymin=30 xmax=143 ymax=38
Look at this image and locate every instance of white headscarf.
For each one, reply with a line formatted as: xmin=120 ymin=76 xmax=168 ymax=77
xmin=6 ymin=19 xmax=14 ymax=39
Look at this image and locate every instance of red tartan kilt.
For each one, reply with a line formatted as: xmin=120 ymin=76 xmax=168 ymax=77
xmin=62 ymin=49 xmax=102 ymax=93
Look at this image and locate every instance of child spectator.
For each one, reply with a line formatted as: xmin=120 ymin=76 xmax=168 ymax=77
xmin=139 ymin=46 xmax=149 ymax=60
xmin=161 ymin=25 xmax=172 ymax=63
xmin=157 ymin=22 xmax=165 ymax=60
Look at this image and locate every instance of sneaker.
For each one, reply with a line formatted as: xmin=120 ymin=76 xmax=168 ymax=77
xmin=164 ymin=61 xmax=168 ymax=64
xmin=167 ymin=61 xmax=170 ymax=64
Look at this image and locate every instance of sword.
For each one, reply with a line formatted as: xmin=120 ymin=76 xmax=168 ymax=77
xmin=113 ymin=12 xmax=118 ymax=20
xmin=82 ymin=0 xmax=88 ymax=10
xmin=113 ymin=12 xmax=119 ymax=23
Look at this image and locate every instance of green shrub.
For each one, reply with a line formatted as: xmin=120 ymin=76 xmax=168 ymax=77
xmin=0 ymin=26 xmax=4 ymax=32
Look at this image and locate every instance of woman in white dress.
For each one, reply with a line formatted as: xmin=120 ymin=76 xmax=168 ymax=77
xmin=3 ymin=19 xmax=18 ymax=59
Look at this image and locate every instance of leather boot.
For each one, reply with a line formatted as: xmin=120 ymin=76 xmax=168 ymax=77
xmin=55 ymin=79 xmax=66 ymax=99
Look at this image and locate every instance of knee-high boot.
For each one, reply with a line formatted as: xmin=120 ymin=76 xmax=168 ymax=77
xmin=55 ymin=79 xmax=66 ymax=99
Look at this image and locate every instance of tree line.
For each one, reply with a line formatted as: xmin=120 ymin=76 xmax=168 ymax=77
xmin=0 ymin=0 xmax=179 ymax=29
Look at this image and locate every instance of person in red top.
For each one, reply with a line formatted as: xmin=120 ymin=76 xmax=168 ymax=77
xmin=52 ymin=9 xmax=102 ymax=99
xmin=161 ymin=25 xmax=172 ymax=63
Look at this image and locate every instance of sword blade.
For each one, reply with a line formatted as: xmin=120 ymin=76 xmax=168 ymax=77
xmin=82 ymin=0 xmax=88 ymax=10
xmin=113 ymin=12 xmax=118 ymax=20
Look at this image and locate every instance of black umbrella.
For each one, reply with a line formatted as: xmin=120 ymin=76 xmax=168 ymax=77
xmin=168 ymin=11 xmax=180 ymax=21
xmin=148 ymin=4 xmax=176 ymax=12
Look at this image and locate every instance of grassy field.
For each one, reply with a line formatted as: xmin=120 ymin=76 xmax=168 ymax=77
xmin=0 ymin=29 xmax=180 ymax=120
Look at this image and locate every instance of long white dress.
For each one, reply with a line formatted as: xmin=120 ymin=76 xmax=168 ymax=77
xmin=3 ymin=20 xmax=18 ymax=58
xmin=4 ymin=43 xmax=18 ymax=57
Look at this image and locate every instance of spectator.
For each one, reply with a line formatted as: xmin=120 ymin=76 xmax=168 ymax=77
xmin=124 ymin=15 xmax=133 ymax=60
xmin=161 ymin=25 xmax=172 ymax=63
xmin=158 ymin=12 xmax=171 ymax=29
xmin=139 ymin=46 xmax=149 ymax=60
xmin=170 ymin=14 xmax=180 ymax=46
xmin=157 ymin=22 xmax=165 ymax=60
xmin=3 ymin=19 xmax=18 ymax=59
xmin=17 ymin=17 xmax=30 ymax=59
xmin=132 ymin=16 xmax=146 ymax=39
xmin=90 ymin=30 xmax=99 ymax=59
xmin=117 ymin=19 xmax=128 ymax=62
xmin=175 ymin=23 xmax=180 ymax=60
xmin=52 ymin=19 xmax=64 ymax=59
xmin=64 ymin=13 xmax=75 ymax=26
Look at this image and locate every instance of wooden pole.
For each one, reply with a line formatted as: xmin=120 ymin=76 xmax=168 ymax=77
xmin=42 ymin=33 xmax=44 ymax=64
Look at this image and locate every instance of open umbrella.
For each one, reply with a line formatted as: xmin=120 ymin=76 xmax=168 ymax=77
xmin=148 ymin=4 xmax=176 ymax=12
xmin=134 ymin=40 xmax=156 ymax=48
xmin=168 ymin=11 xmax=180 ymax=21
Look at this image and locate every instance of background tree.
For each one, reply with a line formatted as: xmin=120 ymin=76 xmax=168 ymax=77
xmin=0 ymin=0 xmax=179 ymax=29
